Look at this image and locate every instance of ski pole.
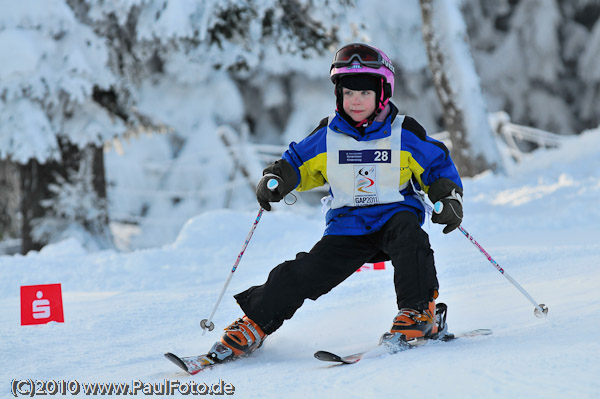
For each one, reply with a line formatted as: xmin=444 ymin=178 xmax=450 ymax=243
xmin=434 ymin=202 xmax=548 ymax=318
xmin=200 ymin=177 xmax=280 ymax=335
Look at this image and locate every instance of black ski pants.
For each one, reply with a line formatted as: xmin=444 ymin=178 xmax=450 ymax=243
xmin=234 ymin=211 xmax=439 ymax=334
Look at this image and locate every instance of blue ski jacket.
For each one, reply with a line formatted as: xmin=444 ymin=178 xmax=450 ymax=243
xmin=281 ymin=103 xmax=462 ymax=236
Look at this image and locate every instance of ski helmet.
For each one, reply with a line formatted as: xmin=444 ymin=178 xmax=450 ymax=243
xmin=330 ymin=43 xmax=395 ymax=98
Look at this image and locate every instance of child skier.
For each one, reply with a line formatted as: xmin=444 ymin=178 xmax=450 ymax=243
xmin=209 ymin=43 xmax=463 ymax=362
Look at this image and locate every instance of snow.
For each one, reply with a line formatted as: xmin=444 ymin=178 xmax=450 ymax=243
xmin=2 ymin=130 xmax=600 ymax=398
xmin=0 ymin=99 xmax=58 ymax=162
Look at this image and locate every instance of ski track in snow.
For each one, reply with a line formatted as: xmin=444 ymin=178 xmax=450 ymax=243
xmin=1 ymin=131 xmax=600 ymax=398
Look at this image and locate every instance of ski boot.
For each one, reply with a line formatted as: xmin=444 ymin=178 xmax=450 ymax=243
xmin=207 ymin=316 xmax=266 ymax=363
xmin=380 ymin=297 xmax=449 ymax=352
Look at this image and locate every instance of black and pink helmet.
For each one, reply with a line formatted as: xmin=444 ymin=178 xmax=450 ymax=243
xmin=330 ymin=43 xmax=395 ymax=122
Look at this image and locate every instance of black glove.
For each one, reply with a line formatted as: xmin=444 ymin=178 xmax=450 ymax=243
xmin=432 ymin=190 xmax=463 ymax=233
xmin=256 ymin=174 xmax=285 ymax=211
xmin=428 ymin=178 xmax=463 ymax=234
xmin=256 ymin=159 xmax=297 ymax=211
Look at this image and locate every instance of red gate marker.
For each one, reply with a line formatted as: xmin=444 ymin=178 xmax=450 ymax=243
xmin=20 ymin=284 xmax=64 ymax=325
xmin=356 ymin=261 xmax=386 ymax=272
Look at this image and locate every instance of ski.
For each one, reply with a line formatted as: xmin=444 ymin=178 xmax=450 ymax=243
xmin=164 ymin=352 xmax=220 ymax=375
xmin=314 ymin=328 xmax=492 ymax=365
xmin=165 ymin=337 xmax=262 ymax=374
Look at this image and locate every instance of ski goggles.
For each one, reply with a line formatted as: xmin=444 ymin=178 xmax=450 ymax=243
xmin=332 ymin=43 xmax=394 ymax=73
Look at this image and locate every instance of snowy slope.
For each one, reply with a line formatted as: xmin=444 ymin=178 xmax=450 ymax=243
xmin=1 ymin=130 xmax=600 ymax=398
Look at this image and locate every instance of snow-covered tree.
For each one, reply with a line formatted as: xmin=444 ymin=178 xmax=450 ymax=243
xmin=0 ymin=0 xmax=130 ymax=252
xmin=463 ymin=0 xmax=600 ymax=134
xmin=0 ymin=1 xmax=120 ymax=162
xmin=1 ymin=0 xmax=352 ymax=250
xmin=420 ymin=0 xmax=504 ymax=176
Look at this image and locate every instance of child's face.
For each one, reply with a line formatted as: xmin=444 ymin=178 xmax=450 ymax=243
xmin=342 ymin=88 xmax=376 ymax=122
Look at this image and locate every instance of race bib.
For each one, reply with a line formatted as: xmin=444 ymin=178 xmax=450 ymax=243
xmin=326 ymin=116 xmax=407 ymax=209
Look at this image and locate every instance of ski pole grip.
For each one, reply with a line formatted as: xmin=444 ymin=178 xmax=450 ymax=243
xmin=434 ymin=201 xmax=443 ymax=214
xmin=264 ymin=173 xmax=280 ymax=191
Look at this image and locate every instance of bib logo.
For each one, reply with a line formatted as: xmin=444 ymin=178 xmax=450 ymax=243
xmin=354 ymin=165 xmax=378 ymax=206
xmin=20 ymin=284 xmax=64 ymax=325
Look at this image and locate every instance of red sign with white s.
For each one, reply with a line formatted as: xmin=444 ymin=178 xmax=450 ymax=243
xmin=20 ymin=283 xmax=64 ymax=325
